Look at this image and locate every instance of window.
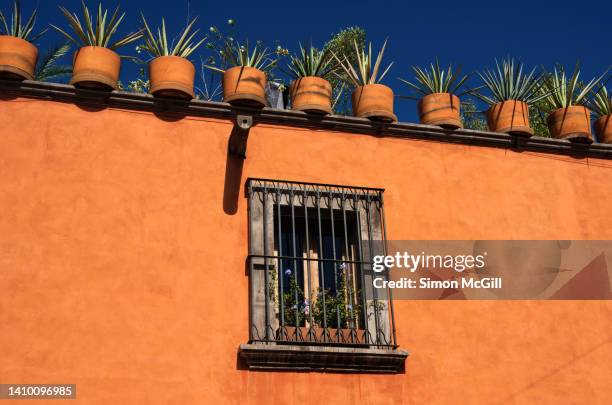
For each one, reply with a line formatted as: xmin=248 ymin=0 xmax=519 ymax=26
xmin=246 ymin=178 xmax=397 ymax=349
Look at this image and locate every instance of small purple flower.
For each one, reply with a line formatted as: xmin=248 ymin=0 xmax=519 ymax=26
xmin=347 ymin=304 xmax=353 ymax=310
xmin=339 ymin=263 xmax=347 ymax=270
xmin=291 ymin=304 xmax=298 ymax=310
xmin=284 ymin=268 xmax=292 ymax=276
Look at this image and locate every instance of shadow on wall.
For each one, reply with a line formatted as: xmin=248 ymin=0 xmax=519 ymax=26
xmin=223 ymin=146 xmax=244 ymax=215
xmin=152 ymin=111 xmax=187 ymax=122
xmin=510 ymin=137 xmax=589 ymax=161
xmin=152 ymin=99 xmax=190 ymax=122
xmin=0 ymin=91 xmax=17 ymax=101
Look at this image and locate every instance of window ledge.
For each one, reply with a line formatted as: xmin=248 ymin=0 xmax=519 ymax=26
xmin=238 ymin=343 xmax=408 ymax=373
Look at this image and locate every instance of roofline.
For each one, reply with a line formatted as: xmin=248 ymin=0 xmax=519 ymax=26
xmin=2 ymin=79 xmax=612 ymax=160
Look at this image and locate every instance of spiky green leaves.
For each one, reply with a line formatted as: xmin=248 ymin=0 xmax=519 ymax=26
xmin=0 ymin=0 xmax=43 ymax=41
xmin=540 ymin=63 xmax=609 ymax=109
xmin=51 ymin=1 xmax=142 ymax=50
xmin=471 ymin=57 xmax=549 ymax=106
xmin=589 ymin=86 xmax=612 ymax=118
xmin=286 ymin=44 xmax=338 ymax=80
xmin=206 ymin=39 xmax=277 ymax=73
xmin=333 ymin=39 xmax=393 ymax=87
xmin=34 ymin=42 xmax=72 ymax=81
xmin=399 ymin=60 xmax=468 ymax=97
xmin=139 ymin=16 xmax=206 ymax=58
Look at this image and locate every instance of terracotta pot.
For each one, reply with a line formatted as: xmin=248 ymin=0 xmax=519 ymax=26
xmin=0 ymin=35 xmax=38 ymax=80
xmin=70 ymin=46 xmax=120 ymax=90
xmin=290 ymin=76 xmax=332 ymax=114
xmin=149 ymin=56 xmax=195 ymax=99
xmin=486 ymin=100 xmax=534 ymax=137
xmin=222 ymin=66 xmax=267 ymax=107
xmin=418 ymin=93 xmax=462 ymax=129
xmin=352 ymin=84 xmax=396 ymax=122
xmin=594 ymin=115 xmax=612 ymax=144
xmin=279 ymin=326 xmax=366 ymax=345
xmin=547 ymin=106 xmax=593 ymax=143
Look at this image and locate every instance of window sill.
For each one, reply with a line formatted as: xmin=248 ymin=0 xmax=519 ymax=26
xmin=238 ymin=343 xmax=408 ymax=373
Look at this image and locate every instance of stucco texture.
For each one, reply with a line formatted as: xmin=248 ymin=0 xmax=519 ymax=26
xmin=1 ymin=98 xmax=611 ymax=404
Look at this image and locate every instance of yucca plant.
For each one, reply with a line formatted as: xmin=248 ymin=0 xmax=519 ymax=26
xmin=589 ymin=86 xmax=612 ymax=118
xmin=399 ymin=60 xmax=468 ymax=98
xmin=51 ymin=1 xmax=142 ymax=50
xmin=539 ymin=64 xmax=608 ymax=109
xmin=333 ymin=39 xmax=393 ymax=87
xmin=0 ymin=0 xmax=44 ymax=41
xmin=470 ymin=57 xmax=550 ymax=106
xmin=139 ymin=16 xmax=205 ymax=58
xmin=206 ymin=39 xmax=278 ymax=72
xmin=286 ymin=43 xmax=338 ymax=80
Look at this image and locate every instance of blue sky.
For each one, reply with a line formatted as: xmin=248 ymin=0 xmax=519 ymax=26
xmin=23 ymin=0 xmax=612 ymax=121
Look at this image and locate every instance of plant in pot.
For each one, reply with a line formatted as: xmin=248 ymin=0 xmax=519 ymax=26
xmin=539 ymin=64 xmax=608 ymax=143
xmin=470 ymin=57 xmax=550 ymax=137
xmin=206 ymin=38 xmax=278 ymax=107
xmin=0 ymin=0 xmax=44 ymax=80
xmin=321 ymin=26 xmax=365 ymax=115
xmin=51 ymin=1 xmax=142 ymax=90
xmin=588 ymin=86 xmax=612 ymax=144
xmin=333 ymin=39 xmax=396 ymax=122
xmin=286 ymin=43 xmax=339 ymax=114
xmin=273 ymin=264 xmax=364 ymax=345
xmin=399 ymin=60 xmax=468 ymax=129
xmin=139 ymin=16 xmax=206 ymax=99
xmin=276 ymin=273 xmax=309 ymax=341
xmin=311 ymin=271 xmax=364 ymax=345
xmin=267 ymin=268 xmax=309 ymax=342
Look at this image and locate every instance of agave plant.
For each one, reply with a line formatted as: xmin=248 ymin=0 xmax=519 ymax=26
xmin=399 ymin=60 xmax=468 ymax=98
xmin=286 ymin=43 xmax=338 ymax=80
xmin=0 ymin=0 xmax=44 ymax=41
xmin=589 ymin=86 xmax=612 ymax=118
xmin=51 ymin=1 xmax=142 ymax=50
xmin=470 ymin=57 xmax=550 ymax=106
xmin=539 ymin=64 xmax=608 ymax=109
xmin=206 ymin=39 xmax=278 ymax=72
xmin=139 ymin=16 xmax=206 ymax=58
xmin=34 ymin=42 xmax=72 ymax=81
xmin=333 ymin=39 xmax=393 ymax=87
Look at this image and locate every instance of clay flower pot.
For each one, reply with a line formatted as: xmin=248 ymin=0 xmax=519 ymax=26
xmin=486 ymin=100 xmax=533 ymax=137
xmin=351 ymin=84 xmax=396 ymax=122
xmin=594 ymin=115 xmax=612 ymax=144
xmin=70 ymin=46 xmax=121 ymax=90
xmin=417 ymin=93 xmax=462 ymax=129
xmin=0 ymin=35 xmax=38 ymax=80
xmin=290 ymin=76 xmax=332 ymax=114
xmin=222 ymin=66 xmax=267 ymax=107
xmin=149 ymin=56 xmax=195 ymax=99
xmin=547 ymin=106 xmax=593 ymax=144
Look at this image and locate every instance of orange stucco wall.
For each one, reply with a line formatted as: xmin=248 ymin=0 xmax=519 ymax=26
xmin=1 ymin=98 xmax=611 ymax=404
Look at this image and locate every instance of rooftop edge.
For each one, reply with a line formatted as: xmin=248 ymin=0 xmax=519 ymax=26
xmin=1 ymin=79 xmax=612 ymax=160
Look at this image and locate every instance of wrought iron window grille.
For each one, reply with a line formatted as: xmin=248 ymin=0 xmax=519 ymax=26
xmin=246 ymin=178 xmax=397 ymax=349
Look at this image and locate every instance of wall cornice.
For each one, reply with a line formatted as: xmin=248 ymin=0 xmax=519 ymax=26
xmin=2 ymin=79 xmax=612 ymax=160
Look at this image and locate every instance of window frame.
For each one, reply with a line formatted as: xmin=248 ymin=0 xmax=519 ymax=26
xmin=246 ymin=178 xmax=398 ymax=349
